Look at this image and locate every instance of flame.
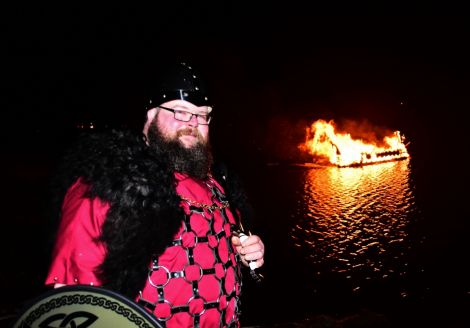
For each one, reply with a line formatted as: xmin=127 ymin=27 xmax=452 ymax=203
xmin=300 ymin=119 xmax=410 ymax=167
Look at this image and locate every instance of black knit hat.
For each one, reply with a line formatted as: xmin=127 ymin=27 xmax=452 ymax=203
xmin=146 ymin=62 xmax=212 ymax=111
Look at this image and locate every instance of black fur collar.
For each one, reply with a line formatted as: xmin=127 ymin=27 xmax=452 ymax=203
xmin=51 ymin=129 xmax=252 ymax=297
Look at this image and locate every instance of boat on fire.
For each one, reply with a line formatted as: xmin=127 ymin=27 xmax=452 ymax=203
xmin=331 ymin=131 xmax=410 ymax=167
xmin=301 ymin=120 xmax=411 ymax=168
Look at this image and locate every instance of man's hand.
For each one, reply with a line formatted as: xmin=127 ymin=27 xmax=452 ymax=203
xmin=231 ymin=233 xmax=265 ymax=269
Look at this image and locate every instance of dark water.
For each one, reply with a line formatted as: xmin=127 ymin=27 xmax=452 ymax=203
xmin=239 ymin=155 xmax=470 ymax=327
xmin=292 ymin=160 xmax=417 ymax=282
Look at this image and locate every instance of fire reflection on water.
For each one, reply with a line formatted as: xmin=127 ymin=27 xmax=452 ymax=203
xmin=291 ymin=158 xmax=417 ymax=282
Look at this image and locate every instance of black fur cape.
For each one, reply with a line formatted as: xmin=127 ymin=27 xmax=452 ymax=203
xmin=50 ymin=129 xmax=253 ymax=297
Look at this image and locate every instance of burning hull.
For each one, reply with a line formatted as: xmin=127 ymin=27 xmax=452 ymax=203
xmin=301 ymin=120 xmax=411 ymax=168
xmin=334 ymin=147 xmax=410 ymax=168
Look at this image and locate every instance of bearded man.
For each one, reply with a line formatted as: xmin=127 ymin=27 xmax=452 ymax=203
xmin=45 ymin=62 xmax=265 ymax=327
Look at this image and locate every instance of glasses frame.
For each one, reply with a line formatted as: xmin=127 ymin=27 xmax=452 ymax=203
xmin=157 ymin=105 xmax=212 ymax=125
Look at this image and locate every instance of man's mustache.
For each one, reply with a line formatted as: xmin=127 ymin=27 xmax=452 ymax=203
xmin=177 ymin=128 xmax=199 ymax=138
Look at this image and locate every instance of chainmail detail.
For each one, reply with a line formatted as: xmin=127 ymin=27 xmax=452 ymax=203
xmin=137 ymin=179 xmax=243 ymax=327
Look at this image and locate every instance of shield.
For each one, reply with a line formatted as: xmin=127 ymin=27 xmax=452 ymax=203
xmin=11 ymin=285 xmax=163 ymax=328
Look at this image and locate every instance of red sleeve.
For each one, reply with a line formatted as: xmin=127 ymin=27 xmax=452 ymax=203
xmin=44 ymin=178 xmax=109 ymax=286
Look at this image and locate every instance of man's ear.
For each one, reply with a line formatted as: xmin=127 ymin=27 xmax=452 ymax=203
xmin=143 ymin=108 xmax=158 ymax=137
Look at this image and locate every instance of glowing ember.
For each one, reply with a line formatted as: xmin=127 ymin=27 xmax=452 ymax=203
xmin=300 ymin=119 xmax=410 ymax=167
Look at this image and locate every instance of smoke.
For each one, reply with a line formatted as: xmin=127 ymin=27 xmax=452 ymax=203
xmin=335 ymin=118 xmax=394 ymax=147
xmin=264 ymin=116 xmax=312 ymax=163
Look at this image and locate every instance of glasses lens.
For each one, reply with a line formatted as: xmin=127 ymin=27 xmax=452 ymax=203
xmin=197 ymin=115 xmax=211 ymax=125
xmin=174 ymin=110 xmax=192 ymax=122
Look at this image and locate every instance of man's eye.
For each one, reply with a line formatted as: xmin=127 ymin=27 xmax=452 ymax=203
xmin=175 ymin=110 xmax=190 ymax=117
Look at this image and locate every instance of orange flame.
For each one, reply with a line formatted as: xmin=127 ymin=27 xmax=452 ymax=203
xmin=300 ymin=119 xmax=410 ymax=167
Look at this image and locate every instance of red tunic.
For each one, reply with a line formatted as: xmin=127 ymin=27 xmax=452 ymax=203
xmin=45 ymin=173 xmax=242 ymax=327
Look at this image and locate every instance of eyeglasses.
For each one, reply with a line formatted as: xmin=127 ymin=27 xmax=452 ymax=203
xmin=157 ymin=105 xmax=212 ymax=125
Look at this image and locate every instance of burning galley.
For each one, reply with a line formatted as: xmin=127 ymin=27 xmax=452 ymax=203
xmin=300 ymin=119 xmax=410 ymax=167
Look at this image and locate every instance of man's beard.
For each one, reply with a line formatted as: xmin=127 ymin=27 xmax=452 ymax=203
xmin=147 ymin=122 xmax=213 ymax=180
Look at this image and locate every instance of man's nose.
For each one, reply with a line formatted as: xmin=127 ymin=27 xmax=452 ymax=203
xmin=187 ymin=114 xmax=199 ymax=127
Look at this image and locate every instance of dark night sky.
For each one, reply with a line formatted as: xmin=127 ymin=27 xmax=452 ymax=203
xmin=4 ymin=4 xmax=469 ymax=166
